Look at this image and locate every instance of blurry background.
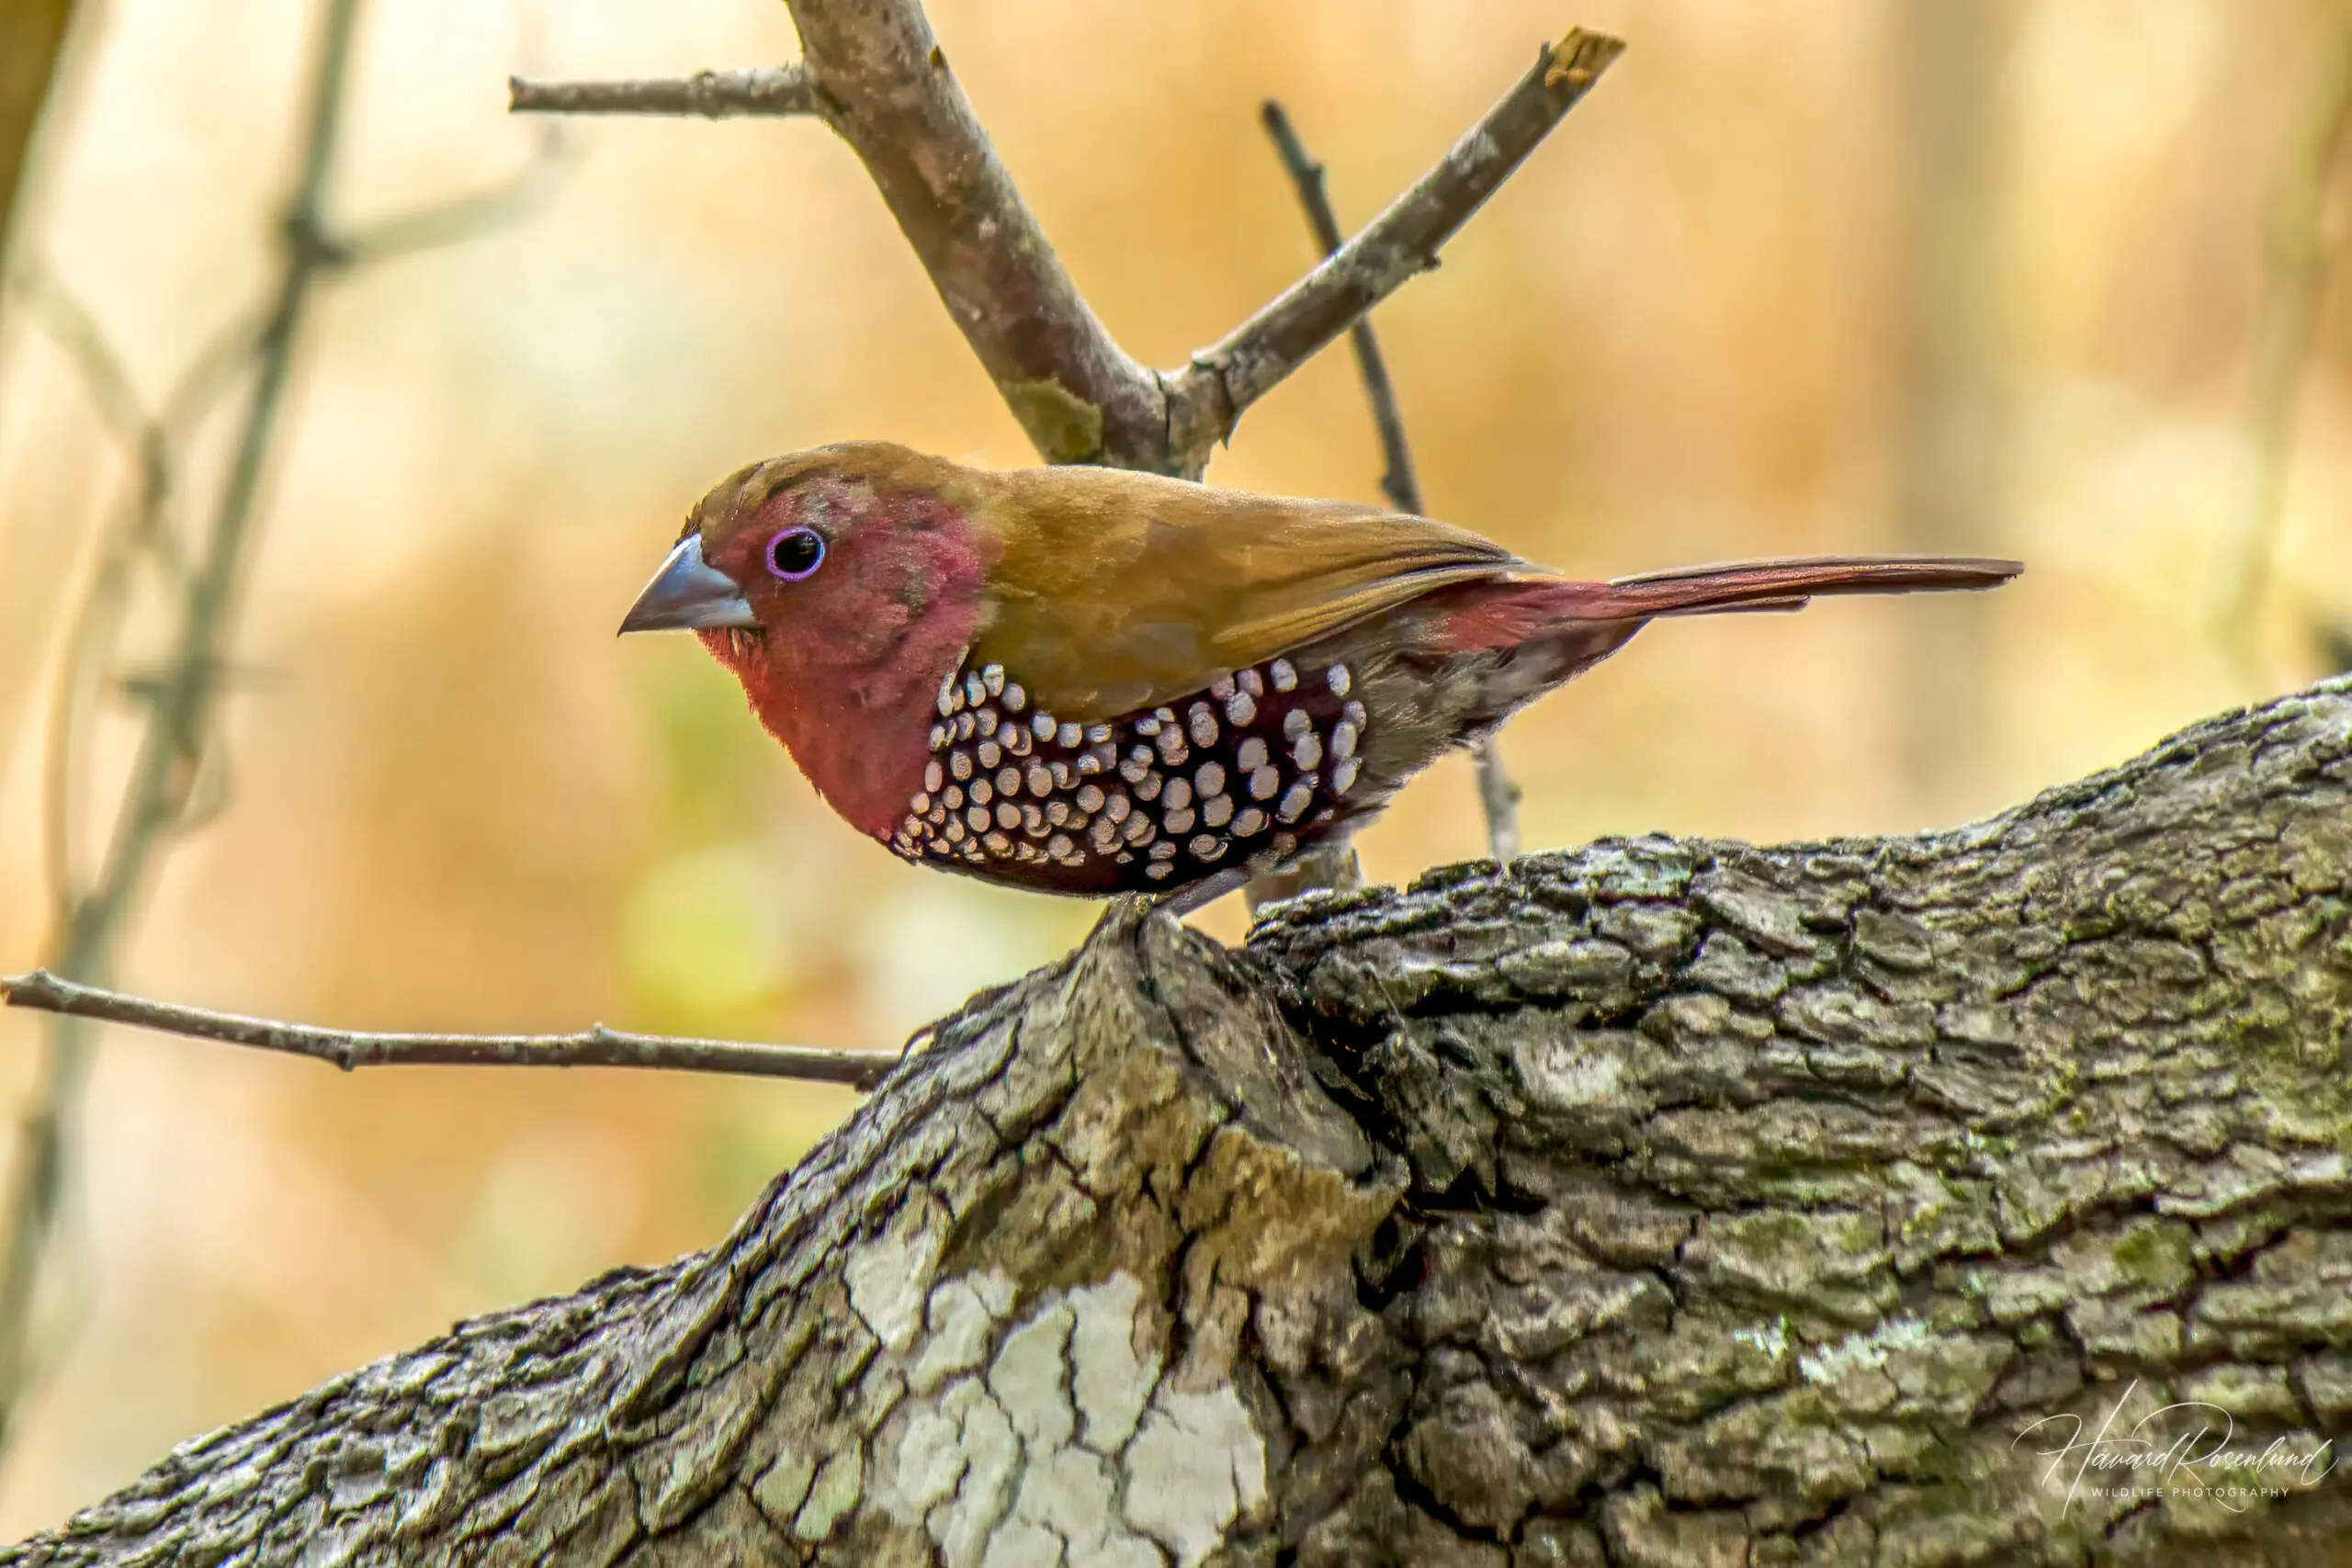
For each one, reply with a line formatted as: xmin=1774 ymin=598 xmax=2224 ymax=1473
xmin=0 ymin=0 xmax=2346 ymax=1531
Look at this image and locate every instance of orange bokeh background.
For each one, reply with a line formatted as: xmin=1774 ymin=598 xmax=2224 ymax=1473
xmin=1 ymin=0 xmax=2346 ymax=1529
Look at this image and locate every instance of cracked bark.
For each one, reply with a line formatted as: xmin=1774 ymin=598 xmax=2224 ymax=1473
xmin=11 ymin=678 xmax=2352 ymax=1566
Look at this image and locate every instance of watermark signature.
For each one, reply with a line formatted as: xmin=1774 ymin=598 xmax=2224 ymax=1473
xmin=2014 ymin=1382 xmax=2335 ymax=1515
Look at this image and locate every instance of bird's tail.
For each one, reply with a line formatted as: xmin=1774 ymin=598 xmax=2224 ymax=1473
xmin=1591 ymin=554 xmax=2021 ymax=618
xmin=1426 ymin=554 xmax=2021 ymax=711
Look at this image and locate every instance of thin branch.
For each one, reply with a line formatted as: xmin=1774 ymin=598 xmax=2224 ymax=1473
xmin=1259 ymin=100 xmax=1522 ymax=864
xmin=0 ymin=0 xmax=375 ymax=1449
xmin=2219 ymin=16 xmax=2352 ymax=644
xmin=507 ymin=16 xmax=1623 ymax=476
xmin=6 ymin=267 xmax=147 ymax=446
xmin=1166 ymin=30 xmax=1623 ymax=469
xmin=343 ymin=122 xmax=571 ymax=265
xmin=0 ymin=0 xmax=575 ymax=1456
xmin=27 ymin=290 xmax=276 ymax=933
xmin=1258 ymin=103 xmax=1421 ymax=515
xmin=9 ymin=266 xmax=173 ymax=922
xmin=1471 ymin=738 xmax=1523 ymax=862
xmin=508 ymin=65 xmax=820 ymax=119
xmin=0 ymin=972 xmax=893 ymax=1089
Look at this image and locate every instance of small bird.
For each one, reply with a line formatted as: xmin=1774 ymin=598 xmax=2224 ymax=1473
xmin=622 ymin=443 xmax=2018 ymax=907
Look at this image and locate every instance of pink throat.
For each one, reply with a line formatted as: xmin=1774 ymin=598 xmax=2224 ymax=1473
xmin=696 ymin=484 xmax=989 ymax=839
xmin=722 ymin=630 xmax=962 ymax=839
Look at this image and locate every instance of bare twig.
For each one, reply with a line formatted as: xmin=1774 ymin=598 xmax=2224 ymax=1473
xmin=6 ymin=268 xmax=145 ymax=444
xmin=1259 ymin=100 xmax=1522 ymax=864
xmin=1471 ymin=738 xmax=1523 ymax=862
xmin=0 ymin=972 xmax=892 ymax=1089
xmin=509 ymin=65 xmax=820 ymax=119
xmin=10 ymin=266 xmax=190 ymax=928
xmin=509 ymin=13 xmax=1623 ymax=476
xmin=344 ymin=122 xmax=570 ymax=265
xmin=2219 ymin=17 xmax=2352 ymax=643
xmin=0 ymin=0 xmax=571 ymax=1453
xmin=17 ymin=278 xmax=280 ymax=934
xmin=1258 ymin=103 xmax=1421 ymax=514
xmin=0 ymin=0 xmax=375 ymax=1450
xmin=518 ymin=7 xmax=1160 ymax=466
xmin=1165 ymin=31 xmax=1623 ymax=471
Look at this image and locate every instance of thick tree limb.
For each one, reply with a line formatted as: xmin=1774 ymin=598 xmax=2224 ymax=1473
xmin=510 ymin=8 xmax=1623 ymax=475
xmin=0 ymin=970 xmax=888 ymax=1088
xmin=13 ymin=678 xmax=2352 ymax=1564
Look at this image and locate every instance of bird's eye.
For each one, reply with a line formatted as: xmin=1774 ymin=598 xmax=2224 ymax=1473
xmin=764 ymin=527 xmax=825 ymax=581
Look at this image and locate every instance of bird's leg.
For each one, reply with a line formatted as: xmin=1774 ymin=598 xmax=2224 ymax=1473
xmin=1154 ymin=865 xmax=1256 ymax=919
xmin=1242 ymin=842 xmax=1363 ymax=917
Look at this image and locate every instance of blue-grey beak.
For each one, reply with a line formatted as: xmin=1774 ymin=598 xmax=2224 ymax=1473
xmin=619 ymin=535 xmax=757 ymax=635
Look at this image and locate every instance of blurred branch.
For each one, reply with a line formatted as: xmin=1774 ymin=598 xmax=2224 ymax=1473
xmin=0 ymin=0 xmax=76 ymax=269
xmin=6 ymin=268 xmax=147 ymax=445
xmin=0 ymin=0 xmax=573 ymax=1458
xmin=0 ymin=0 xmax=375 ymax=1454
xmin=343 ymin=121 xmax=571 ymax=264
xmin=17 ymin=276 xmax=290 ymax=936
xmin=510 ymin=8 xmax=1622 ymax=474
xmin=0 ymin=972 xmax=891 ymax=1089
xmin=2219 ymin=16 xmax=2352 ymax=644
xmin=12 ymin=266 xmax=175 ymax=929
xmin=508 ymin=64 xmax=820 ymax=118
xmin=1259 ymin=100 xmax=1521 ymax=865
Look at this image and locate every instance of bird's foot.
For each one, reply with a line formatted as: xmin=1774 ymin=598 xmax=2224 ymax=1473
xmin=1152 ymin=866 xmax=1254 ymax=919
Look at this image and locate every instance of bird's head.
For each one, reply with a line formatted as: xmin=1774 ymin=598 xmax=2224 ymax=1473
xmin=619 ymin=442 xmax=997 ymax=833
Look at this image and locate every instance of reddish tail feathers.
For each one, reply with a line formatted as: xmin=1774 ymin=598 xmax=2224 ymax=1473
xmin=1435 ymin=554 xmax=2020 ymax=655
xmin=1598 ymin=554 xmax=2021 ymax=618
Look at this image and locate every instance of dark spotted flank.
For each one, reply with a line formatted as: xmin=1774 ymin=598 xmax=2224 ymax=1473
xmin=888 ymin=654 xmax=1368 ymax=895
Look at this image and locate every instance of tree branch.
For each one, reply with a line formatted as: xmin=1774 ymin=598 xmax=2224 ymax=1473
xmin=507 ymin=65 xmax=820 ymax=119
xmin=0 ymin=971 xmax=890 ymax=1088
xmin=0 ymin=0 xmax=373 ymax=1457
xmin=780 ymin=0 xmax=1166 ymax=468
xmin=12 ymin=679 xmax=2352 ymax=1565
xmin=342 ymin=122 xmax=571 ymax=265
xmin=0 ymin=0 xmax=579 ymax=1463
xmin=1258 ymin=103 xmax=1422 ymax=522
xmin=1260 ymin=98 xmax=1523 ymax=866
xmin=507 ymin=13 xmax=1623 ymax=475
xmin=1162 ymin=30 xmax=1623 ymax=468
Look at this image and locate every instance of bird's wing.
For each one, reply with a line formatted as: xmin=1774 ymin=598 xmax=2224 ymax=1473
xmin=967 ymin=466 xmax=1524 ymax=721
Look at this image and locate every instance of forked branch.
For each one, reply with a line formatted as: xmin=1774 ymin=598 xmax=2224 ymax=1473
xmin=512 ymin=4 xmax=1623 ymax=475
